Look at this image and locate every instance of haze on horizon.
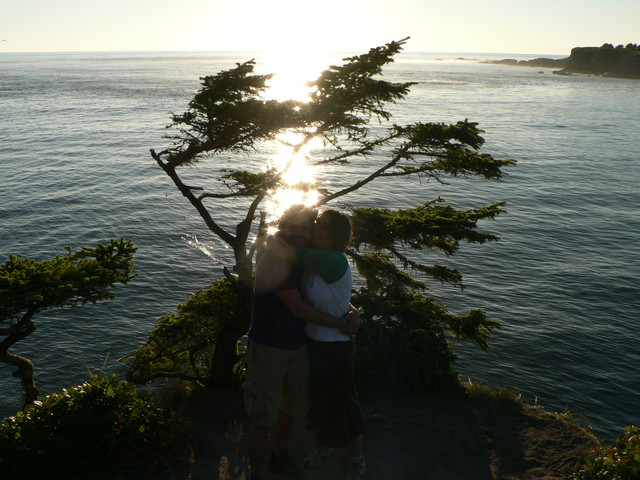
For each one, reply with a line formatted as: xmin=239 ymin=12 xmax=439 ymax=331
xmin=1 ymin=0 xmax=638 ymax=56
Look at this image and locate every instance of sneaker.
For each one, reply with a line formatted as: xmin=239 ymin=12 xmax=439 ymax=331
xmin=269 ymin=450 xmax=304 ymax=479
xmin=346 ymin=456 xmax=366 ymax=480
xmin=303 ymin=446 xmax=335 ymax=468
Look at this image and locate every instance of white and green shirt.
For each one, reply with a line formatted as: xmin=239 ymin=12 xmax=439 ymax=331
xmin=295 ymin=247 xmax=352 ymax=342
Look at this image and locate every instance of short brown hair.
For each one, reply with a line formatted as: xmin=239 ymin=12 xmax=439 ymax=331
xmin=317 ymin=209 xmax=352 ymax=251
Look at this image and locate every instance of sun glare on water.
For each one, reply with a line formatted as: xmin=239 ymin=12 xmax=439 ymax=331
xmin=263 ymin=129 xmax=324 ymax=225
xmin=257 ymin=51 xmax=333 ymax=223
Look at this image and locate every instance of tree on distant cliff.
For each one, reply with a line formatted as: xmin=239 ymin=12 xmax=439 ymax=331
xmin=131 ymin=39 xmax=515 ymax=390
xmin=0 ymin=238 xmax=137 ymax=407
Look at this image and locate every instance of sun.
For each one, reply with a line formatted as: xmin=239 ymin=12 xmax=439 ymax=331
xmin=257 ymin=48 xmax=332 ymax=102
xmin=239 ymin=1 xmax=361 ymax=101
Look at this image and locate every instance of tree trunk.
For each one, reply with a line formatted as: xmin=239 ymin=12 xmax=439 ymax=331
xmin=0 ymin=320 xmax=39 ymax=408
xmin=209 ymin=330 xmax=243 ymax=388
xmin=208 ymin=282 xmax=253 ymax=389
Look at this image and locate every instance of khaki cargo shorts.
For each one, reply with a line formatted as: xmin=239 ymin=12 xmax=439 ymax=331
xmin=242 ymin=340 xmax=309 ymax=428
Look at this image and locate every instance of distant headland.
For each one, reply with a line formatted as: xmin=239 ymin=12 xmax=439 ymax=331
xmin=483 ymin=43 xmax=640 ymax=78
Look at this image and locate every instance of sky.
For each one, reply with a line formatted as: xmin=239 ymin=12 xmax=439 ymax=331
xmin=1 ymin=0 xmax=639 ymax=55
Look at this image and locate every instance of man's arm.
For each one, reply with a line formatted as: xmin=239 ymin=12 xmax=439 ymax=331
xmin=277 ymin=289 xmax=359 ymax=334
xmin=259 ymin=239 xmax=360 ymax=334
xmin=343 ymin=303 xmax=361 ymax=336
xmin=253 ymin=248 xmax=294 ymax=295
xmin=276 ymin=289 xmax=343 ymax=328
xmin=265 ymin=235 xmax=297 ymax=261
xmin=265 ymin=236 xmax=347 ymax=284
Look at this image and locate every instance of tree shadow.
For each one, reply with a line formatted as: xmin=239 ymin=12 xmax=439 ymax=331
xmin=154 ymin=388 xmax=251 ymax=480
xmin=356 ymin=391 xmax=500 ymax=480
xmin=469 ymin=394 xmax=530 ymax=479
xmin=152 ymin=387 xmax=578 ymax=480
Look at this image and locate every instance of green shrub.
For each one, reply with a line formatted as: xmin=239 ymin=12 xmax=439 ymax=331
xmin=355 ymin=316 xmax=458 ymax=392
xmin=351 ymin=279 xmax=462 ymax=392
xmin=0 ymin=374 xmax=188 ymax=478
xmin=575 ymin=425 xmax=640 ymax=480
xmin=126 ymin=277 xmax=252 ymax=387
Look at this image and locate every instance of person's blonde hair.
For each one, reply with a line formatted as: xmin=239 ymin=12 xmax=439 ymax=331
xmin=277 ymin=205 xmax=317 ymax=231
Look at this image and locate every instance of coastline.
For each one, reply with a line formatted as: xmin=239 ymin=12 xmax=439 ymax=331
xmin=482 ymin=45 xmax=640 ymax=79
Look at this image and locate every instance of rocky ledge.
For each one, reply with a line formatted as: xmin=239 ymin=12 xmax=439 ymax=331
xmin=484 ymin=57 xmax=569 ymax=68
xmin=164 ymin=387 xmax=600 ymax=479
xmin=485 ymin=45 xmax=640 ymax=78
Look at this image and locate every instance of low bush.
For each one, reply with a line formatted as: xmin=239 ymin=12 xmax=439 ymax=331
xmin=0 ymin=374 xmax=189 ymax=478
xmin=575 ymin=425 xmax=640 ymax=480
xmin=355 ymin=316 xmax=458 ymax=392
xmin=126 ymin=277 xmax=252 ymax=387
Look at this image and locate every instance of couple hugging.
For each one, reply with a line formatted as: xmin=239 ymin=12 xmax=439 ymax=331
xmin=243 ymin=206 xmax=366 ymax=480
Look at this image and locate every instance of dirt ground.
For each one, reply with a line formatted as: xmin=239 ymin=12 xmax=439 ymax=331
xmin=151 ymin=386 xmax=600 ymax=480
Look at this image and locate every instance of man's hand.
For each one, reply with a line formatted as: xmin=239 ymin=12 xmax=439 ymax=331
xmin=340 ymin=305 xmax=360 ymax=337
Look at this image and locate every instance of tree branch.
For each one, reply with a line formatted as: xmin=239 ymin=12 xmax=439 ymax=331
xmin=248 ymin=211 xmax=268 ymax=265
xmin=316 ymin=142 xmax=412 ymax=206
xmin=151 ymin=149 xmax=236 ymax=247
xmin=128 ymin=370 xmax=206 ymax=388
xmin=311 ymin=134 xmax=397 ymax=166
xmin=0 ymin=309 xmax=39 ymax=407
xmin=198 ymin=191 xmax=248 ymax=200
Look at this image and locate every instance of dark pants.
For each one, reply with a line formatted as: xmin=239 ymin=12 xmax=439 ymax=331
xmin=306 ymin=338 xmax=365 ymax=448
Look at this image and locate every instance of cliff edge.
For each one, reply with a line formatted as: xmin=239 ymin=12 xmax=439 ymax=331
xmin=485 ymin=45 xmax=640 ymax=78
xmin=560 ymin=46 xmax=640 ymax=78
xmin=155 ymin=387 xmax=600 ymax=480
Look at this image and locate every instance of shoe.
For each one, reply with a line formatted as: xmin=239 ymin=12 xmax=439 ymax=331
xmin=346 ymin=456 xmax=366 ymax=480
xmin=269 ymin=450 xmax=304 ymax=479
xmin=303 ymin=446 xmax=335 ymax=468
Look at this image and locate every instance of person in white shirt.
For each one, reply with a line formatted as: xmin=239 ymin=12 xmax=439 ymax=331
xmin=265 ymin=209 xmax=366 ymax=480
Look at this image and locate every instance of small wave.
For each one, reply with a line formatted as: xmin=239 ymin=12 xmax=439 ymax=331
xmin=419 ymin=79 xmax=469 ymax=86
xmin=182 ymin=234 xmax=223 ymax=263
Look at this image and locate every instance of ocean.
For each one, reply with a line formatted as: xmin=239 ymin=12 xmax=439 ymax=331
xmin=0 ymin=50 xmax=638 ymax=440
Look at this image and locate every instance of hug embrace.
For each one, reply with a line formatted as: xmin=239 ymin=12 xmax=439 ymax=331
xmin=243 ymin=206 xmax=366 ymax=480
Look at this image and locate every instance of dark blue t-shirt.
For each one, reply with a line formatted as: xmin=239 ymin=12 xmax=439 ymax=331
xmin=248 ymin=265 xmax=306 ymax=350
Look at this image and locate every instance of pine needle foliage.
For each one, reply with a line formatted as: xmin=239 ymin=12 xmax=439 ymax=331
xmin=0 ymin=238 xmax=137 ymax=406
xmin=124 ymin=278 xmax=251 ymax=388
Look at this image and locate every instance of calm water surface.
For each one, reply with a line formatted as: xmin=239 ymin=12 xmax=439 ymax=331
xmin=1 ymin=51 xmax=638 ymax=439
